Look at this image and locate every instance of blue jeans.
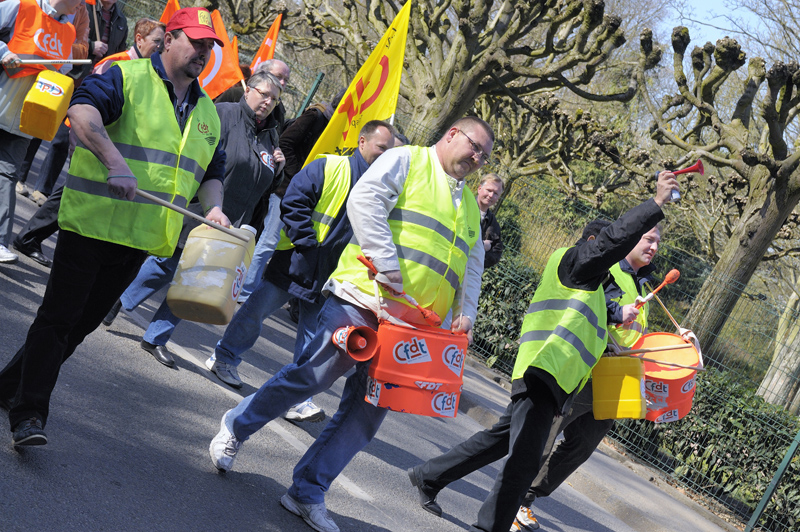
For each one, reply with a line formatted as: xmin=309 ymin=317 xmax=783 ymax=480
xmin=239 ymin=194 xmax=282 ymax=302
xmin=119 ymin=248 xmax=182 ymax=346
xmin=227 ymin=295 xmax=387 ymax=504
xmin=212 ymin=278 xmax=323 ymax=366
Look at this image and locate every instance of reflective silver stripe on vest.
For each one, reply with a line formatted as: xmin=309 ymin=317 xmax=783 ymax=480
xmin=65 ymin=173 xmax=188 ymax=208
xmin=396 ymin=245 xmax=460 ymax=291
xmin=520 ymin=326 xmax=597 ymax=368
xmin=388 ymin=209 xmax=470 ymax=257
xmin=178 ymin=155 xmax=205 ymax=184
xmin=311 ymin=210 xmax=335 ymax=227
xmin=526 ymin=298 xmax=605 ymax=341
xmin=113 ymin=144 xmax=205 ymax=185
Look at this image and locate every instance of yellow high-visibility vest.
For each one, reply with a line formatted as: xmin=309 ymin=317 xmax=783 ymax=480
xmin=330 ymin=146 xmax=481 ymax=319
xmin=60 ymin=59 xmax=220 ymax=257
xmin=512 ymin=247 xmax=608 ymax=394
xmin=275 ymin=155 xmax=352 ymax=250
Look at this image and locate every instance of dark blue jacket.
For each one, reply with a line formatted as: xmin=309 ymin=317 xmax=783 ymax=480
xmin=264 ymin=150 xmax=370 ymax=303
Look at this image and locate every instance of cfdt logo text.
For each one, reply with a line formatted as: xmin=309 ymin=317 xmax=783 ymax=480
xmin=392 ymin=337 xmax=432 ymax=364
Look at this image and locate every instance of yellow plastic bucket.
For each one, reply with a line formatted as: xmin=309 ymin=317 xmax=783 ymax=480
xmin=20 ymin=70 xmax=74 ymax=141
xmin=166 ymin=224 xmax=256 ymax=325
xmin=592 ymin=356 xmax=646 ymax=420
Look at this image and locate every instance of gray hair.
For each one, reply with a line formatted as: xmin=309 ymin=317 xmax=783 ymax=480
xmin=247 ymin=71 xmax=283 ymax=95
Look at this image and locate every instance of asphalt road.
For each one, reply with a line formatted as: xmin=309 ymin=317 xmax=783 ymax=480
xmin=0 ymin=149 xmax=741 ymax=532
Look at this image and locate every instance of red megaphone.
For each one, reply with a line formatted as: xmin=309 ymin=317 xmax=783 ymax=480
xmin=332 ymin=326 xmax=379 ymax=362
xmin=673 ymin=159 xmax=704 ymax=176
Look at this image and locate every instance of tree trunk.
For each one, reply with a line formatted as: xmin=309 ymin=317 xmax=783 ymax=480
xmin=758 ymin=287 xmax=800 ymax=412
xmin=683 ymin=169 xmax=800 ymax=356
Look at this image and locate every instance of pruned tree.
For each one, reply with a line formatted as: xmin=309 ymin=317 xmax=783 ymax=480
xmin=287 ymin=0 xmax=663 ymax=138
xmin=472 ymin=78 xmax=657 ymax=210
xmin=635 ymin=27 xmax=800 ymax=354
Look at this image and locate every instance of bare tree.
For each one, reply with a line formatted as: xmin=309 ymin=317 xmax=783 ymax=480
xmin=286 ymin=0 xmax=664 ymax=138
xmin=635 ymin=27 xmax=800 ymax=354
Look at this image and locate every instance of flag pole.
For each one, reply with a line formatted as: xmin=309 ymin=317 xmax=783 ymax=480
xmin=296 ymin=72 xmax=325 ymax=118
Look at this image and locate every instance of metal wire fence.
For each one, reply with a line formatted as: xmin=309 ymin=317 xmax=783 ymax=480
xmin=113 ymin=3 xmax=800 ymax=529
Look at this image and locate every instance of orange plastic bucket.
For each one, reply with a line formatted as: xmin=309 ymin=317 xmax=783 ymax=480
xmin=364 ymin=321 xmax=468 ymax=418
xmin=632 ymin=332 xmax=701 ymax=423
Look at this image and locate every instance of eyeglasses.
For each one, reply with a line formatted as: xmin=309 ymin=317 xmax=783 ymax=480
xmin=458 ymin=129 xmax=490 ymax=164
xmin=251 ymin=86 xmax=279 ymax=105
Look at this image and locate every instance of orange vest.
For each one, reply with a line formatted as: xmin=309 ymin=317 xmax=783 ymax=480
xmin=3 ymin=0 xmax=76 ymax=78
xmin=93 ymin=49 xmax=136 ymax=74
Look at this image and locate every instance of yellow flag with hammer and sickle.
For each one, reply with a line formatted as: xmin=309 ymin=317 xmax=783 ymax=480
xmin=303 ymin=0 xmax=411 ymax=165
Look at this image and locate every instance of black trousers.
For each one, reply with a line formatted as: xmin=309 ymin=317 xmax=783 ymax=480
xmin=416 ymin=376 xmax=612 ymax=532
xmin=15 ymin=183 xmax=62 ymax=249
xmin=0 ymin=230 xmax=146 ymax=430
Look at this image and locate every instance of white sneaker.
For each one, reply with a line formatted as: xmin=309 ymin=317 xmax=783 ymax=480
xmin=206 ymin=356 xmax=243 ymax=389
xmin=0 ymin=244 xmax=18 ymax=264
xmin=209 ymin=410 xmax=243 ymax=472
xmin=511 ymin=504 xmax=540 ymax=531
xmin=285 ymin=399 xmax=325 ymax=422
xmin=280 ymin=493 xmax=340 ymax=532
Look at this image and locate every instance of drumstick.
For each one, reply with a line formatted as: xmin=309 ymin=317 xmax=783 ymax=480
xmin=612 ymin=344 xmax=690 ymax=356
xmin=357 ymin=255 xmax=442 ymax=327
xmin=636 ymin=269 xmax=680 ymax=309
xmin=637 ymin=357 xmax=704 ymax=371
xmin=651 ymin=292 xmax=682 ymax=332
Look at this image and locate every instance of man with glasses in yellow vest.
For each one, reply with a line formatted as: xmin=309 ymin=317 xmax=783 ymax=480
xmin=204 ymin=121 xmax=395 ymax=405
xmin=209 ymin=116 xmax=492 ymax=532
xmin=0 ymin=7 xmax=228 ymax=447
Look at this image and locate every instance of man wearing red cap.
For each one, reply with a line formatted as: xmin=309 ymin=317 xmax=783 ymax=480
xmin=0 ymin=7 xmax=229 ymax=448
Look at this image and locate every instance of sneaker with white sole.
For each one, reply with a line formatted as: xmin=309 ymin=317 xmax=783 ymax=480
xmin=511 ymin=504 xmax=540 ymax=531
xmin=280 ymin=493 xmax=340 ymax=532
xmin=206 ymin=357 xmax=243 ymax=389
xmin=209 ymin=410 xmax=242 ymax=472
xmin=0 ymin=244 xmax=18 ymax=264
xmin=285 ymin=399 xmax=325 ymax=422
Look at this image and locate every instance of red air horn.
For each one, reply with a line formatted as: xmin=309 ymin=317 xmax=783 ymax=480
xmin=667 ymin=159 xmax=704 ymax=202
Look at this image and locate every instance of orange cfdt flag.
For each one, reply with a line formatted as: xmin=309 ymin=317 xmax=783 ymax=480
xmin=250 ymin=14 xmax=282 ymax=72
xmin=198 ymin=10 xmax=244 ymax=100
xmin=303 ymin=1 xmax=411 ymax=165
xmin=159 ymin=0 xmax=181 ymax=24
xmin=231 ymin=35 xmax=240 ymax=66
xmin=84 ymin=0 xmax=95 ymax=5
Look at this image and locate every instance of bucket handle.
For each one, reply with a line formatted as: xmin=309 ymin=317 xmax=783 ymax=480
xmin=135 ymin=189 xmax=248 ymax=242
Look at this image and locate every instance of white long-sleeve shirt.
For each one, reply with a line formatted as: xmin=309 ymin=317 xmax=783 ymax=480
xmin=324 ymin=144 xmax=485 ymax=327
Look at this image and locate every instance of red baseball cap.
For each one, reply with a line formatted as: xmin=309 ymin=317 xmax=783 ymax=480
xmin=165 ymin=7 xmax=223 ymax=47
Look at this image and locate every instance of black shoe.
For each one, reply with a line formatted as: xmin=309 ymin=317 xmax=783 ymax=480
xmin=103 ymin=300 xmax=122 ymax=326
xmin=12 ymin=418 xmax=47 ymax=447
xmin=12 ymin=238 xmax=52 ymax=268
xmin=140 ymin=340 xmax=175 ymax=368
xmin=288 ymin=297 xmax=300 ymax=324
xmin=408 ymin=466 xmax=442 ymax=517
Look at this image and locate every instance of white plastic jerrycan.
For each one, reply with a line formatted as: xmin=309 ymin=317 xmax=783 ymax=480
xmin=166 ymin=224 xmax=257 ymax=325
